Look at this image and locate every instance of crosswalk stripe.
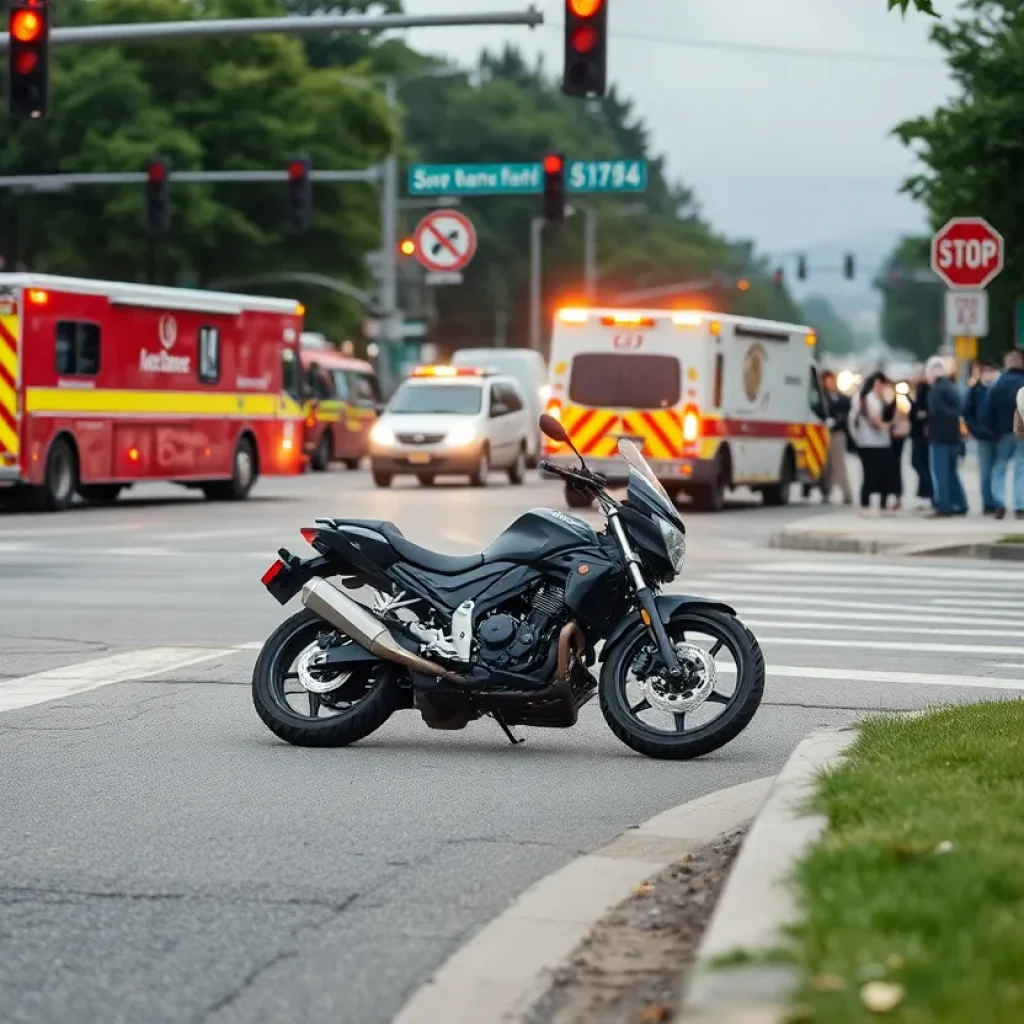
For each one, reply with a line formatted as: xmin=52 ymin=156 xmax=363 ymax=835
xmin=727 ymin=604 xmax=1018 ymax=627
xmin=717 ymin=663 xmax=1024 ymax=691
xmin=0 ymin=647 xmax=238 ymax=713
xmin=686 ymin=593 xmax=1020 ymax=621
xmin=744 ymin=560 xmax=1024 ymax=584
xmin=758 ymin=636 xmax=1024 ymax=656
xmin=697 ymin=577 xmax=1024 ymax=598
xmin=748 ymin=619 xmax=1022 ymax=639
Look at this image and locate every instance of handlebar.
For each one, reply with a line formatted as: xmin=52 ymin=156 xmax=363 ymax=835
xmin=538 ymin=460 xmax=607 ymax=492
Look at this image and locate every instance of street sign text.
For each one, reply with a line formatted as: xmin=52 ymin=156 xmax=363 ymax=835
xmin=945 ymin=290 xmax=989 ymax=338
xmin=407 ymin=159 xmax=648 ymax=197
xmin=931 ymin=217 xmax=1004 ymax=290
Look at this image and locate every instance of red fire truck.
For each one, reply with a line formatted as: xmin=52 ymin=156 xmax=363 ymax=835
xmin=0 ymin=274 xmax=307 ymax=511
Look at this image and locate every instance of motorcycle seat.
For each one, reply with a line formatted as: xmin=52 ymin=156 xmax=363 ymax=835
xmin=378 ymin=522 xmax=486 ymax=575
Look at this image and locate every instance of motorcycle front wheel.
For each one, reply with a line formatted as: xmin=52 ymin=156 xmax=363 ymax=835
xmin=252 ymin=609 xmax=406 ymax=747
xmin=599 ymin=608 xmax=765 ymax=760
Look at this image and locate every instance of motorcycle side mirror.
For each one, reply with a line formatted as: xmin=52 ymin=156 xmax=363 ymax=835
xmin=539 ymin=413 xmax=568 ymax=443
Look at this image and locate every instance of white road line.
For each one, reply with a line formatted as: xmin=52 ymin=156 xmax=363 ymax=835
xmin=0 ymin=542 xmax=30 ymax=553
xmin=758 ymin=635 xmax=1024 ymax=656
xmin=746 ymin=560 xmax=1024 ymax=583
xmin=733 ymin=605 xmax=1018 ymax=627
xmin=717 ymin=663 xmax=1024 ymax=690
xmin=985 ymin=662 xmax=1024 ymax=670
xmin=0 ymin=523 xmax=143 ymax=539
xmin=681 ymin=592 xmax=1018 ymax=621
xmin=0 ymin=647 xmax=237 ymax=713
xmin=748 ymin=619 xmax=1022 ymax=639
xmin=696 ymin=578 xmax=1024 ymax=599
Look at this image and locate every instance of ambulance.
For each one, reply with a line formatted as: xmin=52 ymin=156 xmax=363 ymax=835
xmin=0 ymin=274 xmax=307 ymax=511
xmin=543 ymin=307 xmax=831 ymax=511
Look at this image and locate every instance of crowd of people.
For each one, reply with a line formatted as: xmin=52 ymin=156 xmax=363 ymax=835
xmin=813 ymin=352 xmax=1024 ymax=519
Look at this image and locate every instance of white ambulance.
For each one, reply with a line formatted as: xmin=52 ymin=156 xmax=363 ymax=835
xmin=543 ymin=307 xmax=831 ymax=511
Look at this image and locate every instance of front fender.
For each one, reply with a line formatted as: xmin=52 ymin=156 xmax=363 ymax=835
xmin=599 ymin=594 xmax=737 ymax=663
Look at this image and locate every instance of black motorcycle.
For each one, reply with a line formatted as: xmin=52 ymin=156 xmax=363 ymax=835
xmin=253 ymin=415 xmax=764 ymax=759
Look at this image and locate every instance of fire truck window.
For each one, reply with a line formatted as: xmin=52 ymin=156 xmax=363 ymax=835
xmin=198 ymin=327 xmax=221 ymax=384
xmin=713 ymin=354 xmax=724 ymax=408
xmin=306 ymin=366 xmax=334 ymax=400
xmin=55 ymin=321 xmax=101 ymax=377
xmin=282 ymin=350 xmax=302 ymax=399
xmin=568 ymin=353 xmax=680 ymax=410
xmin=330 ymin=370 xmax=350 ymax=401
xmin=347 ymin=372 xmax=379 ymax=407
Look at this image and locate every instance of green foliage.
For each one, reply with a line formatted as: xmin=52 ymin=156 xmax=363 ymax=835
xmin=893 ymin=0 xmax=1024 ymax=357
xmin=801 ymin=296 xmax=860 ymax=355
xmin=877 ymin=236 xmax=944 ymax=360
xmin=2 ymin=0 xmax=394 ymax=336
xmin=888 ymin=0 xmax=939 ymax=15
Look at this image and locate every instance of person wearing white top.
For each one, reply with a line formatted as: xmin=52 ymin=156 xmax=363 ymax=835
xmin=850 ymin=372 xmax=896 ymax=514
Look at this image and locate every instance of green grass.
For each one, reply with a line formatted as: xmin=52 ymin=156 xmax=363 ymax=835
xmin=997 ymin=534 xmax=1024 ymax=544
xmin=787 ymin=704 xmax=1024 ymax=1023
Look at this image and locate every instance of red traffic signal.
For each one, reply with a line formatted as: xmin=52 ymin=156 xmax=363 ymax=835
xmin=287 ymin=156 xmax=312 ymax=233
xmin=146 ymin=158 xmax=171 ymax=235
xmin=7 ymin=1 xmax=49 ymax=119
xmin=543 ymin=151 xmax=566 ymax=226
xmin=563 ymin=0 xmax=607 ymax=98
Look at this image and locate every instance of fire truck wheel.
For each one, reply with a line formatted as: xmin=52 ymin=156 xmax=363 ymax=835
xmin=343 ymin=458 xmax=361 ymax=471
xmin=40 ymin=438 xmax=78 ymax=512
xmin=204 ymin=437 xmax=257 ymax=502
xmin=311 ymin=435 xmax=332 ymax=472
xmin=77 ymin=484 xmax=124 ymax=505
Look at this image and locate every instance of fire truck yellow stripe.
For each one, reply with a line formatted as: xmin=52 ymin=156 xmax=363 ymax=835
xmin=26 ymin=388 xmax=291 ymax=419
xmin=0 ymin=335 xmax=16 ymax=383
xmin=0 ymin=374 xmax=16 ymax=419
xmin=0 ymin=415 xmax=17 ymax=456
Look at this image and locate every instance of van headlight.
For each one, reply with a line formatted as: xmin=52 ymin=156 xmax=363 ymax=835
xmin=446 ymin=423 xmax=479 ymax=447
xmin=655 ymin=516 xmax=686 ymax=573
xmin=370 ymin=422 xmax=395 ymax=446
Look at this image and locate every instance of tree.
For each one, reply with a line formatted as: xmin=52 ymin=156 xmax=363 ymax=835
xmin=1 ymin=0 xmax=394 ymax=337
xmin=889 ymin=0 xmax=939 ymax=13
xmin=893 ymin=0 xmax=1022 ymax=357
xmin=876 ymin=236 xmax=944 ymax=359
xmin=801 ymin=296 xmax=860 ymax=355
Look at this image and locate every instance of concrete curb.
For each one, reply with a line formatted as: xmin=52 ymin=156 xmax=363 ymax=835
xmin=770 ymin=530 xmax=1024 ymax=559
xmin=391 ymin=776 xmax=774 ymax=1024
xmin=678 ymin=727 xmax=857 ymax=1024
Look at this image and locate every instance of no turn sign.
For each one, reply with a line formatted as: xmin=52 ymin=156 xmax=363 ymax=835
xmin=413 ymin=209 xmax=477 ymax=274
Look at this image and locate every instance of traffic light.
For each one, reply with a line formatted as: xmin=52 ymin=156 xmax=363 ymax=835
xmin=563 ymin=0 xmax=607 ymax=98
xmin=844 ymin=253 xmax=855 ymax=279
xmin=7 ymin=0 xmax=49 ymax=119
xmin=287 ymin=155 xmax=312 ymax=232
xmin=146 ymin=158 xmax=171 ymax=235
xmin=797 ymin=255 xmax=807 ymax=280
xmin=773 ymin=267 xmax=785 ymax=292
xmin=398 ymin=237 xmax=416 ymax=257
xmin=543 ymin=151 xmax=566 ymax=225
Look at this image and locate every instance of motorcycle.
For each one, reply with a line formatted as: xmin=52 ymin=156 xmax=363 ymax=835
xmin=252 ymin=415 xmax=765 ymax=759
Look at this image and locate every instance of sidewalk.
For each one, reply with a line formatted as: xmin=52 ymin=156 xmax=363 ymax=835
xmin=773 ymin=454 xmax=1024 ymax=558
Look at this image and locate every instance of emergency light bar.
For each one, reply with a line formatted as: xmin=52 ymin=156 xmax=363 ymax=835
xmin=556 ymin=307 xmax=712 ymax=329
xmin=410 ymin=365 xmax=497 ymax=378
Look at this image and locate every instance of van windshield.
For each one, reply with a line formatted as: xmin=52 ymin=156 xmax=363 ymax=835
xmin=388 ymin=383 xmax=482 ymax=415
xmin=569 ymin=353 xmax=680 ymax=409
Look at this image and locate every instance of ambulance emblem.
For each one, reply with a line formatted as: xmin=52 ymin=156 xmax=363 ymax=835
xmin=743 ymin=343 xmax=765 ymax=403
xmin=159 ymin=314 xmax=178 ymax=351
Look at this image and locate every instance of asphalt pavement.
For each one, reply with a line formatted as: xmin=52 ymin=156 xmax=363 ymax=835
xmin=2 ymin=468 xmax=1021 ymax=1024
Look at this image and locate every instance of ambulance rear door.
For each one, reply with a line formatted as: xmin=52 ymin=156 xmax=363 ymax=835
xmin=548 ymin=310 xmax=696 ymax=468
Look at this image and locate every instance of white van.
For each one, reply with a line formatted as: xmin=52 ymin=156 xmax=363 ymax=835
xmin=450 ymin=347 xmax=547 ymax=465
xmin=544 ymin=307 xmax=831 ymax=510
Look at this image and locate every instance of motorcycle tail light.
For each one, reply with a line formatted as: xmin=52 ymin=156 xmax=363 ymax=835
xmin=300 ymin=528 xmax=318 ymax=545
xmin=261 ymin=559 xmax=285 ymax=585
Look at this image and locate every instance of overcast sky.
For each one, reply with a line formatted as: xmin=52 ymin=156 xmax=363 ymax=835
xmin=400 ymin=0 xmax=958 ymax=265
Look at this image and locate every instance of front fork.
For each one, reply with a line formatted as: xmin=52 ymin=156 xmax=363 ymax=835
xmin=608 ymin=511 xmax=683 ymax=679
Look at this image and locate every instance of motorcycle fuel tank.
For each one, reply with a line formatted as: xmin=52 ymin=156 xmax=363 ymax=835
xmin=482 ymin=508 xmax=598 ymax=565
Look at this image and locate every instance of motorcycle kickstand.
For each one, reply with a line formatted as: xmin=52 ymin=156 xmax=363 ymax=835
xmin=492 ymin=711 xmax=524 ymax=746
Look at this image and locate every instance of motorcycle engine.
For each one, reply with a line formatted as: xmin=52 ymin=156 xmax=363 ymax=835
xmin=476 ymin=585 xmax=565 ymax=672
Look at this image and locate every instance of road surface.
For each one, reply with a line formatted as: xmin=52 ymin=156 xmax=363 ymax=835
xmin=2 ymin=470 xmax=1019 ymax=1023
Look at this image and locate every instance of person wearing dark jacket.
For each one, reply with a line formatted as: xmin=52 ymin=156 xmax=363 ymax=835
xmin=964 ymin=359 xmax=1000 ymax=514
xmin=980 ymin=350 xmax=1024 ymax=519
xmin=909 ymin=373 xmax=932 ymax=507
xmin=925 ymin=356 xmax=967 ymax=517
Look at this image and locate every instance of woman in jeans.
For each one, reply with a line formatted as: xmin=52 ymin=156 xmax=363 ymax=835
xmin=851 ymin=372 xmax=895 ymax=515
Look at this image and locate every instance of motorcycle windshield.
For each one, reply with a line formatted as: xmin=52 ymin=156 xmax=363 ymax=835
xmin=617 ymin=438 xmax=680 ymax=522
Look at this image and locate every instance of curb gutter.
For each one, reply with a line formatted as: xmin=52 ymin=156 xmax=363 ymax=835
xmin=392 ymin=776 xmax=774 ymax=1024
xmin=678 ymin=727 xmax=857 ymax=1024
xmin=770 ymin=530 xmax=1024 ymax=560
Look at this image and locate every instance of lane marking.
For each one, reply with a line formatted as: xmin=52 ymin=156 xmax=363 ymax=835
xmin=746 ymin=560 xmax=1024 ymax=583
xmin=735 ymin=605 xmax=1018 ymax=627
xmin=758 ymin=635 xmax=1024 ymax=656
xmin=717 ymin=663 xmax=1024 ymax=690
xmin=986 ymin=662 xmax=1024 ymax=669
xmin=748 ymin=619 xmax=1023 ymax=639
xmin=700 ymin=576 xmax=1024 ymax=598
xmin=0 ymin=647 xmax=236 ymax=713
xmin=0 ymin=523 xmax=144 ymax=539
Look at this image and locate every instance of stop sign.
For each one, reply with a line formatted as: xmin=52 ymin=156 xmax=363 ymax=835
xmin=931 ymin=217 xmax=1004 ymax=289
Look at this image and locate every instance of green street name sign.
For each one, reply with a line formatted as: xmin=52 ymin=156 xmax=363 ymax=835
xmin=407 ymin=159 xmax=647 ymax=197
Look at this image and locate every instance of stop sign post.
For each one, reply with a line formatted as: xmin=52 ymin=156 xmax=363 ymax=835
xmin=931 ymin=217 xmax=1004 ymax=290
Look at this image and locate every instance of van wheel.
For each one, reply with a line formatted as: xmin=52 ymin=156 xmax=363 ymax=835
xmin=762 ymin=450 xmax=795 ymax=507
xmin=419 ymin=475 xmax=436 ymax=486
xmin=469 ymin=449 xmax=490 ymax=487
xmin=204 ymin=437 xmax=257 ymax=501
xmin=78 ymin=484 xmax=123 ymax=505
xmin=39 ymin=438 xmax=78 ymax=512
xmin=508 ymin=445 xmax=526 ymax=485
xmin=311 ymin=434 xmax=332 ymax=472
xmin=343 ymin=458 xmax=361 ymax=471
xmin=372 ymin=468 xmax=392 ymax=488
xmin=565 ymin=481 xmax=594 ymax=509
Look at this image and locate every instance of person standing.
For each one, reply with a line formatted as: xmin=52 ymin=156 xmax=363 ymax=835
xmin=964 ymin=359 xmax=1000 ymax=514
xmin=850 ymin=372 xmax=895 ymax=515
xmin=909 ymin=372 xmax=933 ymax=509
xmin=820 ymin=370 xmax=853 ymax=504
xmin=980 ymin=349 xmax=1024 ymax=520
xmin=925 ymin=355 xmax=968 ymax=517
xmin=883 ymin=384 xmax=910 ymax=511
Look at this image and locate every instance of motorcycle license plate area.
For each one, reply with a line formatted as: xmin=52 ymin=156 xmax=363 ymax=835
xmin=407 ymin=453 xmax=431 ymax=464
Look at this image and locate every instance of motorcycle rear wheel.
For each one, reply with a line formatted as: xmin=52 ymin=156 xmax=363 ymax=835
xmin=599 ymin=609 xmax=764 ymax=760
xmin=252 ymin=609 xmax=405 ymax=747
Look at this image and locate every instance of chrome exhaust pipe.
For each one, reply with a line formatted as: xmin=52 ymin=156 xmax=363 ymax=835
xmin=301 ymin=578 xmax=465 ymax=682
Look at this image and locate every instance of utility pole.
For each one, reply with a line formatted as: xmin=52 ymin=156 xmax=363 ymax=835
xmin=530 ymin=216 xmax=544 ymax=352
xmin=377 ymin=75 xmax=401 ymax=395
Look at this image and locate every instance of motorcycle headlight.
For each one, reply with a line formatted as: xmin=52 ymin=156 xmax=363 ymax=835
xmin=655 ymin=516 xmax=686 ymax=574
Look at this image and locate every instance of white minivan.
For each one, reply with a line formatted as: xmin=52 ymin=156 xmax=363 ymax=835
xmin=450 ymin=348 xmax=548 ymax=466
